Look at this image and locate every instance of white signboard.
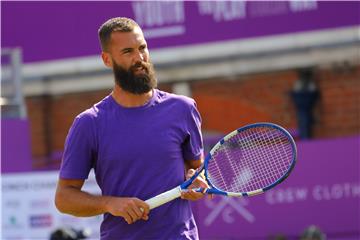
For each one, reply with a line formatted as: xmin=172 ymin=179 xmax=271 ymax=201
xmin=1 ymin=171 xmax=102 ymax=239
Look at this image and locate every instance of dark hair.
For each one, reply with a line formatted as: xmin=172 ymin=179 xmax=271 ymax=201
xmin=98 ymin=17 xmax=140 ymax=51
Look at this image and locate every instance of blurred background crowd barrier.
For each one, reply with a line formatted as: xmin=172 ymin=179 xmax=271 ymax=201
xmin=1 ymin=1 xmax=359 ymax=239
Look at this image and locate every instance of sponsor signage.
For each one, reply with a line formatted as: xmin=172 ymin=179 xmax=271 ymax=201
xmin=194 ymin=136 xmax=360 ymax=239
xmin=2 ymin=1 xmax=359 ymax=63
xmin=2 ymin=133 xmax=359 ymax=239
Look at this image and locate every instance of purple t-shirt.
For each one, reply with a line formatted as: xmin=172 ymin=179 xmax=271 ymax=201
xmin=60 ymin=89 xmax=203 ymax=240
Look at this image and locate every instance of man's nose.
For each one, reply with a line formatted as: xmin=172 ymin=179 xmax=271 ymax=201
xmin=133 ymin=50 xmax=145 ymax=63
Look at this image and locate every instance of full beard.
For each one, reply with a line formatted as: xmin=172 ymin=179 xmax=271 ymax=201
xmin=112 ymin=59 xmax=157 ymax=94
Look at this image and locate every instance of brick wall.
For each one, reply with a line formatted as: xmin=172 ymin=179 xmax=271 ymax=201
xmin=26 ymin=90 xmax=110 ymax=168
xmin=191 ymin=71 xmax=299 ymax=133
xmin=25 ymin=66 xmax=359 ymax=169
xmin=314 ymin=65 xmax=360 ymax=137
xmin=192 ymin=66 xmax=360 ymax=138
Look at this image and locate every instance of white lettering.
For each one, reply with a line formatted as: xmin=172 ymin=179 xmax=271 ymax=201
xmin=289 ymin=0 xmax=317 ymax=12
xmin=313 ymin=186 xmax=322 ymax=201
xmin=343 ymin=183 xmax=352 ymax=197
xmin=197 ymin=1 xmax=212 ymax=15
xmin=296 ymin=188 xmax=308 ymax=201
xmin=332 ymin=184 xmax=344 ymax=199
xmin=268 ymin=183 xmax=360 ymax=204
xmin=132 ymin=1 xmax=184 ymax=28
xmin=198 ymin=1 xmax=246 ymax=22
xmin=352 ymin=184 xmax=360 ymax=197
xmin=249 ymin=2 xmax=288 ymax=17
xmin=265 ymin=187 xmax=308 ymax=204
xmin=312 ymin=183 xmax=360 ymax=201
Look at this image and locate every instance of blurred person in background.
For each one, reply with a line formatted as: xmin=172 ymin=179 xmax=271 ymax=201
xmin=54 ymin=17 xmax=208 ymax=240
xmin=300 ymin=225 xmax=326 ymax=240
xmin=49 ymin=227 xmax=90 ymax=240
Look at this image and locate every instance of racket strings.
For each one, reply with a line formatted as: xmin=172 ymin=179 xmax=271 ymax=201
xmin=207 ymin=126 xmax=294 ymax=193
xmin=239 ymin=129 xmax=293 ymax=191
xmin=235 ymin=129 xmax=291 ymax=190
xmin=240 ymin=130 xmax=291 ymax=190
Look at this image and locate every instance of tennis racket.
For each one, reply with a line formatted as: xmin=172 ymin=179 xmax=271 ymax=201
xmin=145 ymin=122 xmax=297 ymax=210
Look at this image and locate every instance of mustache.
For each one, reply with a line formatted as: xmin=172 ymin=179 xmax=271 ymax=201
xmin=129 ymin=61 xmax=151 ymax=74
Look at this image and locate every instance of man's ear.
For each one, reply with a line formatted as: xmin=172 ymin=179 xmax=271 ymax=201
xmin=101 ymin=52 xmax=112 ymax=68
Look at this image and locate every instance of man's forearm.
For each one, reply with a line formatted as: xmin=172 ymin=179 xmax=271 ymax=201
xmin=55 ymin=185 xmax=110 ymax=217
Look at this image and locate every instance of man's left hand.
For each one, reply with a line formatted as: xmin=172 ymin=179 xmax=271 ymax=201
xmin=180 ymin=169 xmax=209 ymax=201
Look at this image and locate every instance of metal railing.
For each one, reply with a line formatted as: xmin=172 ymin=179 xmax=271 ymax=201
xmin=1 ymin=48 xmax=27 ymax=119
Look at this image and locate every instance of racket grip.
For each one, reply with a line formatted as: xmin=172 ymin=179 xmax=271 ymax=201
xmin=145 ymin=186 xmax=182 ymax=210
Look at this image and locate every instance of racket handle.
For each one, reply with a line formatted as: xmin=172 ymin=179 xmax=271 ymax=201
xmin=145 ymin=186 xmax=182 ymax=210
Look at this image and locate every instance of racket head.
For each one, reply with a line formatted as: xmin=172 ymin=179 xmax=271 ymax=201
xmin=203 ymin=122 xmax=297 ymax=197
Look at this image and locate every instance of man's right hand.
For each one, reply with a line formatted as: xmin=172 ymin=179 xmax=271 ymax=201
xmin=104 ymin=197 xmax=150 ymax=224
xmin=55 ymin=178 xmax=149 ymax=224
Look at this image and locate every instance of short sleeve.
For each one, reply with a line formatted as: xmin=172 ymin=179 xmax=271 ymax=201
xmin=182 ymin=100 xmax=204 ymax=161
xmin=59 ymin=113 xmax=97 ymax=179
